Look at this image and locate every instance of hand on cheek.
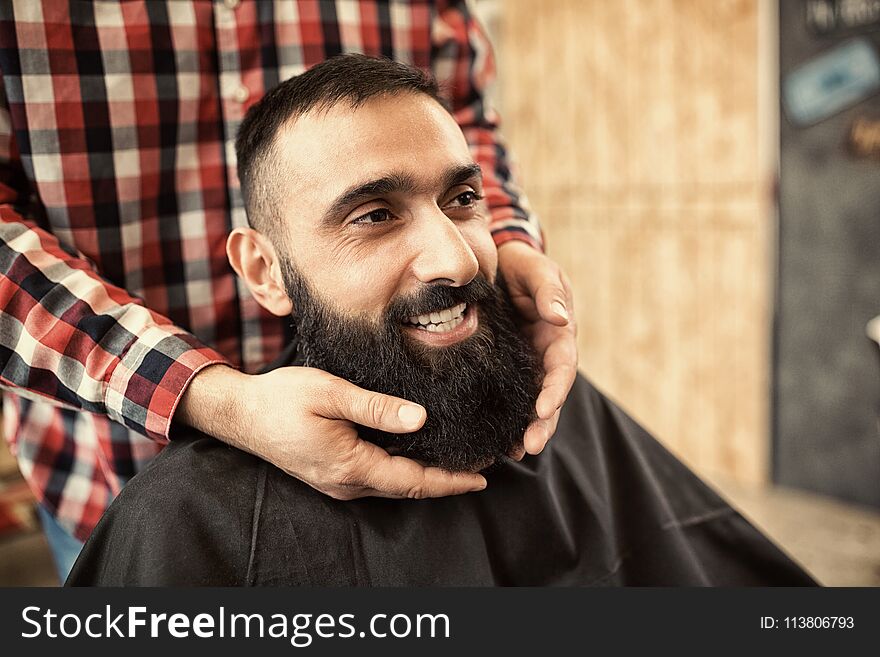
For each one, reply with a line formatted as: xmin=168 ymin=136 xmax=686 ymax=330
xmin=497 ymin=240 xmax=578 ymax=456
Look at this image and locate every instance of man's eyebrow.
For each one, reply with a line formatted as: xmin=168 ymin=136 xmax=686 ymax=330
xmin=321 ymin=173 xmax=417 ymax=228
xmin=442 ymin=163 xmax=483 ymax=191
xmin=320 ymin=163 xmax=483 ymax=228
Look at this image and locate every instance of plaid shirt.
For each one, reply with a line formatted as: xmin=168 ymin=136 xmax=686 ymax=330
xmin=0 ymin=0 xmax=540 ymax=541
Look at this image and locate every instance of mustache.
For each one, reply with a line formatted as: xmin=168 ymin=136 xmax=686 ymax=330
xmin=385 ymin=274 xmax=497 ymax=323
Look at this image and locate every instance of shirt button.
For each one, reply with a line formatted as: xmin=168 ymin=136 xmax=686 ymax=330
xmin=223 ymin=0 xmax=241 ymax=9
xmin=232 ymin=84 xmax=249 ymax=103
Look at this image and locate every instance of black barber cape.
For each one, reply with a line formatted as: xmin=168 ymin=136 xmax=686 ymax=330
xmin=68 ymin=342 xmax=816 ymax=586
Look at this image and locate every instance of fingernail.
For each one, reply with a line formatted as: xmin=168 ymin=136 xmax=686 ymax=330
xmin=552 ymin=301 xmax=569 ymax=321
xmin=473 ymin=477 xmax=487 ymax=491
xmin=398 ymin=404 xmax=423 ymax=427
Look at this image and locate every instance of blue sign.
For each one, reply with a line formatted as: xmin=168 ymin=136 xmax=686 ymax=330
xmin=783 ymin=38 xmax=880 ymax=126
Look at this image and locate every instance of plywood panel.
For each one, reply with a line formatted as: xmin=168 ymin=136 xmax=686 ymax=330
xmin=498 ymin=0 xmax=768 ymax=485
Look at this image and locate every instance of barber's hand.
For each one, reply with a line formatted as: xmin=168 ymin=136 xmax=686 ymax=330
xmin=177 ymin=364 xmax=487 ymax=500
xmin=497 ymin=240 xmax=578 ymax=457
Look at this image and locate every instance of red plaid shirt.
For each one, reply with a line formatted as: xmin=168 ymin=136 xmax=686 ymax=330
xmin=0 ymin=0 xmax=540 ymax=542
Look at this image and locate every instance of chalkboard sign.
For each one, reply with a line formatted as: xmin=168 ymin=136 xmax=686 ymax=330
xmin=776 ymin=0 xmax=880 ymax=509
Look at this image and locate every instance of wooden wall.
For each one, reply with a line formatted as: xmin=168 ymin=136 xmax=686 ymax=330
xmin=495 ymin=0 xmax=772 ymax=485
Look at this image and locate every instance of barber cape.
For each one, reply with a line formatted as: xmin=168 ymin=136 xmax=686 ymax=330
xmin=67 ymin=341 xmax=816 ymax=586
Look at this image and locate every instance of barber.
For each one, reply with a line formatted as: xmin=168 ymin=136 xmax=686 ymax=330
xmin=0 ymin=0 xmax=576 ymax=579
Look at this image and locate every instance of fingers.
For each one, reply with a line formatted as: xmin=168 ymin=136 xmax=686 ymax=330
xmin=531 ymin=269 xmax=571 ymax=327
xmin=331 ymin=440 xmax=487 ymax=500
xmin=523 ymin=409 xmax=561 ymax=455
xmin=536 ymin=337 xmax=578 ymax=419
xmin=319 ymin=377 xmax=426 ymax=433
xmin=498 ymin=242 xmax=571 ymax=326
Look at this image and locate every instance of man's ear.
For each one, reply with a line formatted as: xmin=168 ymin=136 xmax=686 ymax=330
xmin=226 ymin=227 xmax=293 ymax=317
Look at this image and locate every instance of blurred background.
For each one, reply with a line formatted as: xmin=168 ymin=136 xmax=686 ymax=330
xmin=2 ymin=0 xmax=879 ymax=585
xmin=481 ymin=0 xmax=880 ymax=585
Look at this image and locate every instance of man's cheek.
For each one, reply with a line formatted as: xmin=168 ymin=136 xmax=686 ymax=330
xmin=463 ymin=226 xmax=497 ymax=281
xmin=334 ymin=266 xmax=403 ymax=320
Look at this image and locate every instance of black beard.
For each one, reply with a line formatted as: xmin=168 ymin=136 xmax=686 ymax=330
xmin=280 ymin=262 xmax=542 ymax=472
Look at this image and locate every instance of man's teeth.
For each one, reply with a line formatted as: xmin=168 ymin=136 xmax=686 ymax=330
xmin=406 ymin=303 xmax=467 ymax=333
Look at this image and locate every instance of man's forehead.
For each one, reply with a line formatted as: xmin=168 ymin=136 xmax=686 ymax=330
xmin=276 ymin=93 xmax=471 ymax=196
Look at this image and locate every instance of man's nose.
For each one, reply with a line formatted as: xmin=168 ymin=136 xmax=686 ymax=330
xmin=409 ymin=211 xmax=480 ymax=287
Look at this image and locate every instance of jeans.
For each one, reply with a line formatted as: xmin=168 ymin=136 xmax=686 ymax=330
xmin=36 ymin=504 xmax=84 ymax=584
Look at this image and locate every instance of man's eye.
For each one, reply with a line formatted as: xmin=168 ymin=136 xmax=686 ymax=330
xmin=452 ymin=191 xmax=481 ymax=207
xmin=445 ymin=191 xmax=483 ymax=210
xmin=352 ymin=209 xmax=392 ymax=225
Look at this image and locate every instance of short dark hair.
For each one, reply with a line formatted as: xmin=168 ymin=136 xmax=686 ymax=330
xmin=235 ymin=54 xmax=444 ymax=243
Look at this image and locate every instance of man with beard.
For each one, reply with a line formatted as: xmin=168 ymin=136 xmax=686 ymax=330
xmin=67 ymin=55 xmax=815 ymax=586
xmin=283 ymin=264 xmax=540 ymax=473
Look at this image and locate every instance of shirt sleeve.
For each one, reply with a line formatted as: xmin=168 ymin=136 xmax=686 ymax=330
xmin=0 ymin=87 xmax=229 ymax=443
xmin=431 ymin=0 xmax=543 ymax=250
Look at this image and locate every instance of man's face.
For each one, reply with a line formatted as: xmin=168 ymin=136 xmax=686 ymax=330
xmin=276 ymin=92 xmax=498 ymax=341
xmin=265 ymin=92 xmax=540 ymax=471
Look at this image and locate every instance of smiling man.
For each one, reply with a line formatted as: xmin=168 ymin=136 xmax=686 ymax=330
xmin=67 ymin=56 xmax=816 ymax=586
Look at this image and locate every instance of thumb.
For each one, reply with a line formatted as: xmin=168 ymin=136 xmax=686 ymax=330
xmin=321 ymin=378 xmax=427 ymax=433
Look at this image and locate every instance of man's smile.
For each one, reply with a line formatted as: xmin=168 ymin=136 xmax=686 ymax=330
xmin=402 ymin=302 xmax=478 ymax=345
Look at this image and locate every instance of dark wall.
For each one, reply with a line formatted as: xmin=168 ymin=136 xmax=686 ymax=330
xmin=776 ymin=0 xmax=880 ymax=508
